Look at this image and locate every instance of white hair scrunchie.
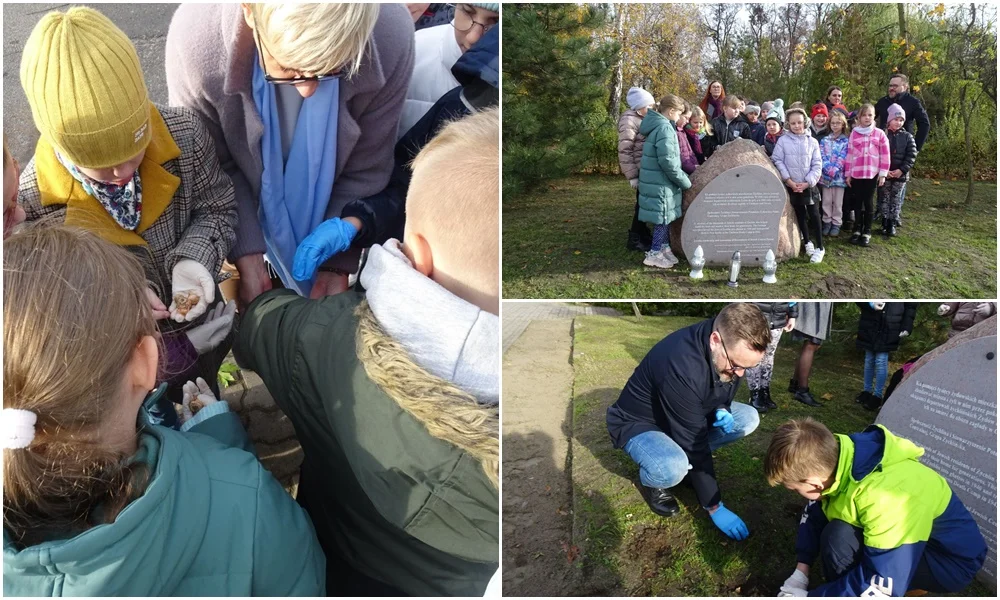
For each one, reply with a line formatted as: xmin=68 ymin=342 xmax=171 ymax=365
xmin=2 ymin=408 xmax=38 ymax=450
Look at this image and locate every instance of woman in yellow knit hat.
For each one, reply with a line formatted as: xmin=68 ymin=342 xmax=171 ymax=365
xmin=16 ymin=6 xmax=238 ymax=402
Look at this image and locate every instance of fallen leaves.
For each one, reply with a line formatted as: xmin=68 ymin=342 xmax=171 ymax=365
xmin=561 ymin=541 xmax=580 ymax=563
xmin=822 ymin=392 xmax=834 ymax=400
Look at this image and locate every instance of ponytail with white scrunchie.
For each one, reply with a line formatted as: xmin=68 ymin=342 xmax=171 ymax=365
xmin=2 ymin=408 xmax=37 ymax=450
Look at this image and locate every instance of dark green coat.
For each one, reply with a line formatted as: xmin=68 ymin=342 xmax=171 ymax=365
xmin=637 ymin=110 xmax=692 ymax=225
xmin=236 ymin=289 xmax=499 ymax=596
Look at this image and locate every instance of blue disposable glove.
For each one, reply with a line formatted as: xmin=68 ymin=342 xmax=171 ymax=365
xmin=710 ymin=502 xmax=749 ymax=540
xmin=713 ymin=409 xmax=734 ymax=434
xmin=292 ymin=218 xmax=359 ymax=281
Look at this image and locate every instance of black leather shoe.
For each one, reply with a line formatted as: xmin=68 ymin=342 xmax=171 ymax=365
xmin=863 ymin=393 xmax=883 ymax=411
xmin=850 ymin=231 xmax=861 ymax=245
xmin=644 ymin=486 xmax=680 ymax=517
xmin=627 ymin=231 xmax=650 ymax=252
xmin=788 ymin=378 xmax=799 ymax=393
xmin=762 ymin=387 xmax=778 ymax=410
xmin=855 ymin=391 xmax=869 ymax=404
xmin=750 ymin=389 xmax=769 ymax=414
xmin=794 ymin=388 xmax=822 ymax=407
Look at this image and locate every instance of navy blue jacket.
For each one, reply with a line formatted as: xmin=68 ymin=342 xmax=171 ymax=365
xmin=875 ymin=92 xmax=931 ymax=151
xmin=607 ymin=317 xmax=739 ymax=507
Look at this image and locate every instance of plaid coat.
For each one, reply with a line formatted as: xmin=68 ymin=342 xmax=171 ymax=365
xmin=19 ymin=104 xmax=237 ymax=331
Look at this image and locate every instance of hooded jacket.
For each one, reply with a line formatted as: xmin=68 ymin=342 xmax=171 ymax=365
xmin=771 ymin=130 xmax=823 ymax=187
xmin=939 ymin=302 xmax=996 ymax=338
xmin=886 ymin=127 xmax=918 ymax=181
xmin=617 ymin=109 xmax=646 ymax=181
xmin=856 ymin=302 xmax=917 ymax=353
xmin=754 ymin=302 xmax=799 ymax=330
xmin=3 ymin=393 xmax=325 ymax=597
xmin=797 ymin=425 xmax=986 ymax=596
xmin=637 ymin=111 xmax=692 ymax=225
xmin=703 ymin=113 xmax=752 ymax=158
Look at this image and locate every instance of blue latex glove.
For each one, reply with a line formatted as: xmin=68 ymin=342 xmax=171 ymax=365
xmin=713 ymin=409 xmax=734 ymax=434
xmin=292 ymin=218 xmax=359 ymax=281
xmin=710 ymin=502 xmax=749 ymax=540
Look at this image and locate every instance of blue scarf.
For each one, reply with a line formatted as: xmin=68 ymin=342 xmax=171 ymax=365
xmin=56 ymin=151 xmax=143 ymax=231
xmin=252 ymin=58 xmax=340 ymax=296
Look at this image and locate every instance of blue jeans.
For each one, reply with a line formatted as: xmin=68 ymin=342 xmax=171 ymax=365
xmin=622 ymin=402 xmax=760 ymax=491
xmin=864 ymin=351 xmax=890 ymax=398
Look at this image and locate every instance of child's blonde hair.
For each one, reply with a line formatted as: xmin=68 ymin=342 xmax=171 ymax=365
xmin=248 ymin=2 xmax=379 ymax=77
xmin=657 ymin=93 xmax=685 ymax=113
xmin=785 ymin=108 xmax=808 ymax=125
xmin=3 ymin=225 xmax=156 ymax=547
xmin=689 ymin=106 xmax=713 ymax=135
xmin=764 ymin=418 xmax=840 ymax=486
xmin=407 ymin=108 xmax=499 ymax=306
xmin=827 ymin=110 xmax=850 ymax=136
xmin=723 ymin=95 xmax=742 ymax=109
xmin=858 ymin=103 xmax=876 ymax=118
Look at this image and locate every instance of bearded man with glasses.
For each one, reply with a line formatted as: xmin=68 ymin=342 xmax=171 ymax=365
xmin=606 ymin=303 xmax=771 ymax=541
xmin=400 ymin=3 xmax=499 ymax=135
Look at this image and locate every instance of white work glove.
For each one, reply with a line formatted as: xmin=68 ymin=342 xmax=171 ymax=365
xmin=629 ymin=178 xmax=639 ymax=190
xmin=975 ymin=302 xmax=993 ymax=318
xmin=872 ymin=302 xmax=885 ymax=311
xmin=179 ymin=377 xmax=219 ymax=424
xmin=185 ymin=301 xmax=236 ymax=354
xmin=170 ymin=259 xmax=215 ymax=322
xmin=899 ymin=330 xmax=909 ymax=338
xmin=777 ymin=569 xmax=809 ymax=597
xmin=937 ymin=303 xmax=951 ymax=316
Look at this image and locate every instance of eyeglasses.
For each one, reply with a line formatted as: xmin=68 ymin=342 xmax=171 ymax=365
xmin=718 ymin=333 xmax=756 ymax=374
xmin=451 ymin=3 xmax=496 ymax=34
xmin=254 ymin=28 xmax=344 ymax=85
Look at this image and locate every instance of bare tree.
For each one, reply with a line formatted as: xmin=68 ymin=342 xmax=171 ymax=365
xmin=701 ymin=3 xmax=741 ymax=89
xmin=607 ymin=3 xmax=626 ymax=119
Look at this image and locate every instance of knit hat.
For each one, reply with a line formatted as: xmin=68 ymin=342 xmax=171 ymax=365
xmin=831 ymin=103 xmax=849 ymax=116
xmin=766 ymin=99 xmax=785 ymax=124
xmin=887 ymin=102 xmax=906 ymax=122
xmin=466 ymin=3 xmax=500 ymax=12
xmin=811 ymin=103 xmax=828 ymax=119
xmin=744 ymin=103 xmax=761 ymax=115
xmin=20 ymin=7 xmax=151 ymax=169
xmin=626 ymin=87 xmax=655 ymax=111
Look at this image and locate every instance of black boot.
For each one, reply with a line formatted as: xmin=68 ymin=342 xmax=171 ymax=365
xmin=850 ymin=230 xmax=861 ymax=245
xmin=794 ymin=387 xmax=822 ymax=407
xmin=644 ymin=486 xmax=680 ymax=517
xmin=750 ymin=389 xmax=769 ymax=413
xmin=887 ymin=221 xmax=898 ymax=237
xmin=788 ymin=378 xmax=799 ymax=393
xmin=880 ymin=217 xmax=889 ymax=236
xmin=863 ymin=393 xmax=883 ymax=411
xmin=762 ymin=386 xmax=778 ymax=410
xmin=626 ymin=231 xmax=650 ymax=252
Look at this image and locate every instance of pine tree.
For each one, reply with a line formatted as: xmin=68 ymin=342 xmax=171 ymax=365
xmin=502 ymin=4 xmax=618 ymax=196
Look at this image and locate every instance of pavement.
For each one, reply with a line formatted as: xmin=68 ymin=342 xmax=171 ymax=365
xmin=502 ymin=302 xmax=620 ymax=353
xmin=3 ymin=3 xmax=177 ymax=164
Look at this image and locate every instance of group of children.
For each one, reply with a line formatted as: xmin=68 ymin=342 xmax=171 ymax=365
xmin=617 ymin=81 xmax=920 ymax=270
xmin=3 ymin=5 xmax=500 ymax=596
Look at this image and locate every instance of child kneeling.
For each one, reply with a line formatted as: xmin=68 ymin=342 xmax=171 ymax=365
xmin=636 ymin=94 xmax=692 ymax=269
xmin=765 ymin=418 xmax=986 ymax=597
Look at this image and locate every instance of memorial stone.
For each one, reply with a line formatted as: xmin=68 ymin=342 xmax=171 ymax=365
xmin=876 ymin=334 xmax=998 ymax=586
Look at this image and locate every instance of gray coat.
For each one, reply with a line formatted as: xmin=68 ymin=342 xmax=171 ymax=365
xmin=771 ymin=130 xmax=822 ymax=187
xmin=165 ymin=3 xmax=415 ymax=263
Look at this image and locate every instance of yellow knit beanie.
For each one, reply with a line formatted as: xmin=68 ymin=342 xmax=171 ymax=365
xmin=20 ymin=7 xmax=151 ymax=169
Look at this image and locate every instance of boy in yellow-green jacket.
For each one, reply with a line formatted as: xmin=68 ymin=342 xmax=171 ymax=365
xmin=764 ymin=418 xmax=986 ymax=597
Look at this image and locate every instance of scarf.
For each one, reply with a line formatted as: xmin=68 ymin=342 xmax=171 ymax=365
xmin=360 ymin=240 xmax=499 ymax=405
xmin=252 ymin=57 xmax=340 ymax=296
xmin=766 ymin=131 xmax=783 ymax=145
xmin=56 ymin=151 xmax=143 ymax=231
xmin=853 ymin=124 xmax=874 ymax=135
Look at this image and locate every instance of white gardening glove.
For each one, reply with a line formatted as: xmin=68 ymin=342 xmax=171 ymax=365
xmin=873 ymin=302 xmax=885 ymax=311
xmin=778 ymin=569 xmax=809 ymax=597
xmin=937 ymin=303 xmax=951 ymax=316
xmin=899 ymin=330 xmax=909 ymax=338
xmin=975 ymin=302 xmax=993 ymax=318
xmin=185 ymin=301 xmax=236 ymax=354
xmin=629 ymin=178 xmax=639 ymax=190
xmin=170 ymin=259 xmax=215 ymax=322
xmin=179 ymin=377 xmax=219 ymax=424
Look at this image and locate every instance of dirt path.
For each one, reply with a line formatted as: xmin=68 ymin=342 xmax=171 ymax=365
xmin=501 ymin=318 xmax=579 ymax=596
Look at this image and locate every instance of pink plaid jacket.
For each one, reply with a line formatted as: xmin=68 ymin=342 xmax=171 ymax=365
xmin=845 ymin=127 xmax=890 ymax=180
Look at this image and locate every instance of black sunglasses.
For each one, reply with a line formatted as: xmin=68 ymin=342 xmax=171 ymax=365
xmin=254 ymin=28 xmax=344 ymax=85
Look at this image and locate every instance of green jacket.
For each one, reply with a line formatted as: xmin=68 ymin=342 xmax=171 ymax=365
xmin=637 ymin=110 xmax=692 ymax=225
xmin=3 ymin=392 xmax=325 ymax=596
xmin=237 ymin=289 xmax=499 ymax=596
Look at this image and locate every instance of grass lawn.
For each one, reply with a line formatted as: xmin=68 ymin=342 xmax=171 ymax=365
xmin=568 ymin=314 xmax=993 ymax=597
xmin=503 ymin=176 xmax=997 ymax=299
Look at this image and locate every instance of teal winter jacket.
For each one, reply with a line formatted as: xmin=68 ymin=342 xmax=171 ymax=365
xmin=637 ymin=110 xmax=692 ymax=225
xmin=3 ymin=395 xmax=325 ymax=597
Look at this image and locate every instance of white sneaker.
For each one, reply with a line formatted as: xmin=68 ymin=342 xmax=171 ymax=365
xmin=810 ymin=248 xmax=826 ymax=263
xmin=643 ymin=250 xmax=672 ymax=269
xmin=659 ymin=247 xmax=679 ymax=267
xmin=804 ymin=241 xmax=815 ymax=257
